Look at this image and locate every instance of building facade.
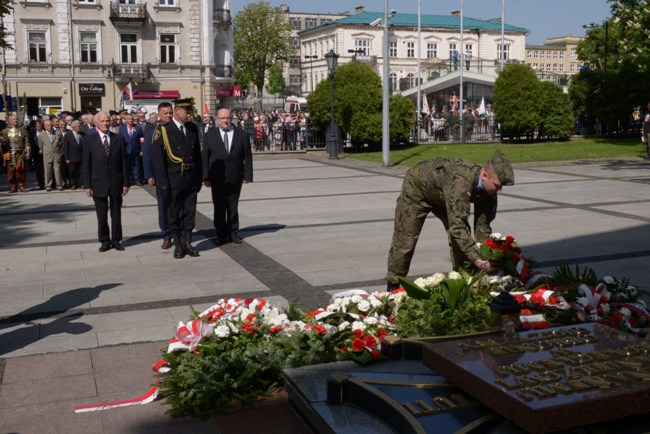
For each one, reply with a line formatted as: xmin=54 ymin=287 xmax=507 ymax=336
xmin=525 ymin=36 xmax=583 ymax=85
xmin=279 ymin=3 xmax=349 ymax=96
xmin=297 ymin=7 xmax=528 ymax=110
xmin=1 ymin=0 xmax=234 ymax=119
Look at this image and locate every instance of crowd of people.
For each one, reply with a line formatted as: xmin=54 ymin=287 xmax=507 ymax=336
xmin=229 ymin=108 xmax=314 ymax=151
xmin=421 ymin=103 xmax=498 ymax=142
xmin=0 ymin=100 xmax=255 ymax=255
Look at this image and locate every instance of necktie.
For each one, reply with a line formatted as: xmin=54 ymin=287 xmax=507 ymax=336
xmin=180 ymin=124 xmax=185 ymax=136
xmin=102 ymin=135 xmax=110 ymax=157
xmin=223 ymin=130 xmax=229 ymax=153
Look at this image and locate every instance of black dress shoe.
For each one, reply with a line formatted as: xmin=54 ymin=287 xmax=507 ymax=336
xmin=112 ymin=241 xmax=124 ymax=251
xmin=231 ymin=234 xmax=243 ymax=244
xmin=99 ymin=243 xmax=111 ymax=252
xmin=173 ymin=245 xmax=186 ymax=259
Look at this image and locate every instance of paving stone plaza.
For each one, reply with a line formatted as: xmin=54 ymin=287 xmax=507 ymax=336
xmin=1 ymin=154 xmax=649 ymax=433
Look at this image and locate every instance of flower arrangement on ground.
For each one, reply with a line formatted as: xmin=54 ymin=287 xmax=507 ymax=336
xmin=157 ymin=233 xmax=649 ymax=419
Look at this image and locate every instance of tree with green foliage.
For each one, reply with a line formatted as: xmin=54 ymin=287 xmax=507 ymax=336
xmin=537 ymin=81 xmax=573 ymax=140
xmin=0 ymin=0 xmax=13 ymax=50
xmin=233 ymin=1 xmax=294 ymax=109
xmin=608 ymin=0 xmax=650 ymax=72
xmin=265 ymin=63 xmax=285 ymax=96
xmin=389 ymin=95 xmax=416 ymax=144
xmin=307 ymin=61 xmax=415 ymax=146
xmin=493 ymin=64 xmax=542 ymax=140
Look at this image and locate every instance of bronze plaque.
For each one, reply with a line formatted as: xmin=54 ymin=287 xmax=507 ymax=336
xmin=422 ymin=323 xmax=650 ymax=434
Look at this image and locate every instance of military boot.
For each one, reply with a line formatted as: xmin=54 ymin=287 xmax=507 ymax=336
xmin=183 ymin=232 xmax=200 ymax=257
xmin=172 ymin=233 xmax=185 ymax=259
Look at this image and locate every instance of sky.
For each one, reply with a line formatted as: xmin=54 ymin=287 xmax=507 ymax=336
xmin=232 ymin=0 xmax=613 ymax=45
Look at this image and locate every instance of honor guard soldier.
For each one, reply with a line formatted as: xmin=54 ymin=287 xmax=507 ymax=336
xmin=1 ymin=114 xmax=31 ymax=193
xmin=386 ymin=149 xmax=515 ymax=290
xmin=151 ymin=98 xmax=203 ymax=259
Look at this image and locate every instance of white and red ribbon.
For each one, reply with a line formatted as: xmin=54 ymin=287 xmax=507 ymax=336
xmin=167 ymin=319 xmax=213 ymax=352
xmin=74 ymin=382 xmax=159 ymax=413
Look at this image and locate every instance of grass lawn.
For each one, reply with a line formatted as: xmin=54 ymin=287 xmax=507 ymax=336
xmin=342 ymin=137 xmax=647 ymax=167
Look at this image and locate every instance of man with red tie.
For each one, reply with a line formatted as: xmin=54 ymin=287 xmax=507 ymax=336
xmin=82 ymin=111 xmax=130 ymax=252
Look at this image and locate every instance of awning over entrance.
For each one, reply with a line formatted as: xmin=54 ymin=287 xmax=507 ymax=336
xmin=132 ymin=90 xmax=180 ymax=99
xmin=401 ymin=71 xmax=495 ymax=99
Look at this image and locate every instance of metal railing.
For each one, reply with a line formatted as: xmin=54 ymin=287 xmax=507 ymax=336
xmin=213 ymin=64 xmax=233 ymax=78
xmin=213 ymin=8 xmax=231 ymax=23
xmin=113 ymin=63 xmax=149 ymax=79
xmin=109 ymin=2 xmax=146 ymax=21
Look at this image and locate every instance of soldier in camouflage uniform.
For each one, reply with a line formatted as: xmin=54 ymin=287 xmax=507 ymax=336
xmin=386 ymin=149 xmax=514 ymax=289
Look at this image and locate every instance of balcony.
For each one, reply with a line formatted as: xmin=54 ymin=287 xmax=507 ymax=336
xmin=213 ymin=64 xmax=233 ymax=78
xmin=113 ymin=63 xmax=149 ymax=80
xmin=213 ymin=8 xmax=231 ymax=23
xmin=109 ymin=1 xmax=146 ymax=23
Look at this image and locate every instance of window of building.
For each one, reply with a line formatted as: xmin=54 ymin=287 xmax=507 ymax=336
xmin=289 ymin=18 xmax=301 ymax=30
xmin=533 ymin=50 xmax=538 ymax=57
xmin=160 ymin=34 xmax=176 ymax=64
xmin=355 ymin=39 xmax=370 ymax=56
xmin=28 ymin=32 xmax=47 ymax=63
xmin=552 ymin=63 xmax=558 ymax=72
xmin=289 ymin=56 xmax=300 ymax=68
xmin=527 ymin=49 xmax=532 ymax=57
xmin=532 ymin=63 xmax=538 ymax=69
xmin=390 ymin=72 xmax=397 ymax=92
xmin=407 ymin=42 xmax=415 ymax=58
xmin=406 ymin=73 xmax=415 ymax=88
xmin=79 ymin=31 xmax=97 ymax=63
xmin=545 ymin=63 xmax=551 ymax=71
xmin=119 ymin=0 xmax=136 ymax=3
xmin=289 ymin=74 xmax=301 ymax=85
xmin=427 ymin=42 xmax=437 ymax=58
xmin=464 ymin=44 xmax=473 ymax=54
xmin=389 ymin=41 xmax=397 ymax=57
xmin=570 ymin=63 xmax=575 ymax=72
xmin=449 ymin=43 xmax=457 ymax=59
xmin=553 ymin=50 xmax=558 ymax=58
xmin=559 ymin=51 xmax=564 ymax=59
xmin=120 ymin=33 xmax=138 ymax=63
xmin=498 ymin=44 xmax=510 ymax=60
xmin=159 ymin=0 xmax=175 ymax=5
xmin=78 ymin=0 xmax=96 ymax=3
xmin=305 ymin=18 xmax=317 ymax=28
xmin=320 ymin=18 xmax=333 ymax=25
xmin=289 ymin=37 xmax=299 ymax=49
xmin=570 ymin=48 xmax=576 ymax=59
xmin=559 ymin=64 xmax=564 ymax=71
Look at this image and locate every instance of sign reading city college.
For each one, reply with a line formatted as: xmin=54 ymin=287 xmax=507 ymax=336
xmin=79 ymin=83 xmax=106 ymax=96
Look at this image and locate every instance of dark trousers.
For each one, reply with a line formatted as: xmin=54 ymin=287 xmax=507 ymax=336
xmin=156 ymin=185 xmax=184 ymax=240
xmin=32 ymin=154 xmax=45 ymax=188
xmin=210 ymin=182 xmax=242 ymax=239
xmin=168 ymin=187 xmax=196 ymax=235
xmin=128 ymin=152 xmax=143 ymax=183
xmin=93 ymin=195 xmax=123 ymax=243
xmin=67 ymin=161 xmax=81 ymax=188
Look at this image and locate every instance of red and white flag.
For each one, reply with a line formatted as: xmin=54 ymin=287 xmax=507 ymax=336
xmin=121 ymin=82 xmax=133 ymax=103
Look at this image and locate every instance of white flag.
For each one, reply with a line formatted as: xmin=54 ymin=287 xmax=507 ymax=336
xmin=479 ymin=96 xmax=487 ymax=120
xmin=422 ymin=95 xmax=430 ymax=116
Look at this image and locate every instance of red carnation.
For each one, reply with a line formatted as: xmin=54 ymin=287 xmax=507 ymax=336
xmin=353 ymin=329 xmax=364 ymax=338
xmin=351 ymin=338 xmax=366 ymax=352
xmin=269 ymin=325 xmax=283 ymax=334
xmin=313 ymin=324 xmax=327 ymax=335
xmin=521 ymin=309 xmax=533 ymax=315
xmin=515 ymin=294 xmax=526 ymax=304
xmin=364 ymin=335 xmax=377 ymax=348
xmin=505 ymin=235 xmax=515 ymax=244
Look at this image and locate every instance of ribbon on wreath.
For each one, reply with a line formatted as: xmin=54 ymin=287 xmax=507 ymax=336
xmin=74 ymin=382 xmax=159 ymax=413
xmin=167 ymin=319 xmax=213 ymax=352
xmin=574 ymin=283 xmax=610 ymax=322
xmin=519 ymin=314 xmax=551 ymax=330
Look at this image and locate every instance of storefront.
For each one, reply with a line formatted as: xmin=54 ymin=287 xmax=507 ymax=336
xmin=123 ymin=90 xmax=180 ymax=114
xmin=79 ymin=83 xmax=105 ymax=115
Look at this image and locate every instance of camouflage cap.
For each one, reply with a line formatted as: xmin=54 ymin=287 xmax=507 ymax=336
xmin=490 ymin=149 xmax=514 ymax=186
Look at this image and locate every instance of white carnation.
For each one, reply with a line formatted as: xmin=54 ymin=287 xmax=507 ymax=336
xmin=364 ymin=316 xmax=379 ymax=325
xmin=491 ymin=232 xmax=502 ymax=239
xmin=214 ymin=325 xmax=230 ymax=338
xmin=357 ymin=300 xmax=371 ymax=312
xmin=351 ymin=321 xmax=365 ymax=331
xmin=338 ymin=321 xmax=350 ymax=331
xmin=448 ymin=271 xmax=462 ymax=280
xmin=602 ymin=276 xmax=615 ymax=284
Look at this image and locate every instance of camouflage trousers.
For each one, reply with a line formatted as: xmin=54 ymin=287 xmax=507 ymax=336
xmin=385 ymin=171 xmax=467 ymax=285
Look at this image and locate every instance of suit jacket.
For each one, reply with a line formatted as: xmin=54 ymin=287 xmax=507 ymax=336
xmin=141 ymin=123 xmax=157 ymax=180
xmin=61 ymin=130 xmax=84 ymax=163
xmin=151 ymin=121 xmax=203 ymax=191
xmin=118 ymin=123 xmax=143 ymax=155
xmin=38 ymin=130 xmax=63 ymax=163
xmin=202 ymin=126 xmax=253 ymax=185
xmin=82 ymin=131 xmax=130 ymax=197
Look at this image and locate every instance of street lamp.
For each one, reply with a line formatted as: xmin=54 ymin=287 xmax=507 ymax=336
xmin=304 ymin=55 xmax=317 ymax=93
xmin=584 ymin=21 xmax=619 ymax=73
xmin=325 ymin=49 xmax=339 ymax=159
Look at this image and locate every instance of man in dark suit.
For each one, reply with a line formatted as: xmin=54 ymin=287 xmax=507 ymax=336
xmin=151 ymin=99 xmax=203 ymax=259
xmin=62 ymin=120 xmax=84 ymax=190
xmin=82 ymin=111 xmax=130 ymax=252
xmin=202 ymin=108 xmax=253 ymax=245
xmin=119 ymin=112 xmax=144 ymax=185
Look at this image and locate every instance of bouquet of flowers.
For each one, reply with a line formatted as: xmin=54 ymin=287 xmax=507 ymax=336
xmin=477 ymin=233 xmax=530 ymax=282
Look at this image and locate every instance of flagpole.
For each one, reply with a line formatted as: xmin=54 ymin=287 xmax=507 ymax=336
xmin=416 ymin=0 xmax=421 ymax=144
xmin=501 ymin=0 xmax=505 ymax=70
xmin=460 ymin=0 xmax=465 ymax=143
